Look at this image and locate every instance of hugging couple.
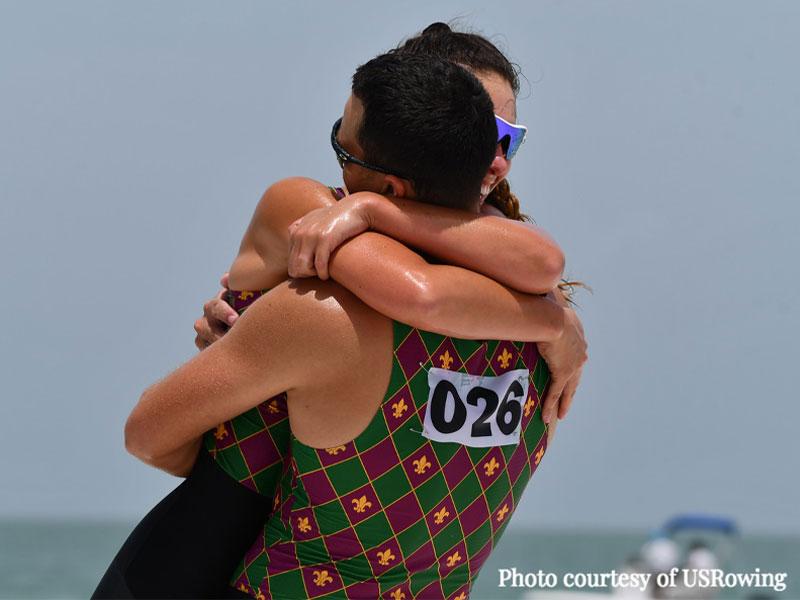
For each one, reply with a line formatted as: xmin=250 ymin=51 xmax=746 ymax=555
xmin=93 ymin=22 xmax=588 ymax=600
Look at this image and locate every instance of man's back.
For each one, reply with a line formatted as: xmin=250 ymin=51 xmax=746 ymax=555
xmin=227 ymin=278 xmax=551 ymax=599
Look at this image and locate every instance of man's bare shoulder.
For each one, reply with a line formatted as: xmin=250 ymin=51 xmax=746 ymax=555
xmin=237 ymin=277 xmax=392 ymax=367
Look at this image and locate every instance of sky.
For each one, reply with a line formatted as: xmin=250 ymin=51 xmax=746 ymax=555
xmin=1 ymin=1 xmax=798 ymax=536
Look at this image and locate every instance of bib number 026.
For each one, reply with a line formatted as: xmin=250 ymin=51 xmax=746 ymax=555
xmin=421 ymin=367 xmax=530 ymax=447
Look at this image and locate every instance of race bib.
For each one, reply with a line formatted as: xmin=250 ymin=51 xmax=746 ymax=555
xmin=421 ymin=367 xmax=529 ymax=447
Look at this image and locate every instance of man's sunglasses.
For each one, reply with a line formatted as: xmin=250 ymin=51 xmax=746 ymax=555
xmin=495 ymin=114 xmax=527 ymax=160
xmin=330 ymin=114 xmax=528 ymax=176
xmin=330 ymin=118 xmax=410 ymax=179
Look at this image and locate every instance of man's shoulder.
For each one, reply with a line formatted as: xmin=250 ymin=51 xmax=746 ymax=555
xmin=245 ymin=278 xmax=392 ymax=347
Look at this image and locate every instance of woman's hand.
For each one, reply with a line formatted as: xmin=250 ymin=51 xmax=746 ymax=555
xmin=193 ymin=273 xmax=238 ymax=350
xmin=538 ymin=306 xmax=588 ymax=424
xmin=287 ymin=194 xmax=374 ymax=280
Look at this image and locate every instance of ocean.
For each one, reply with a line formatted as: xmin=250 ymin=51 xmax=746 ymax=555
xmin=0 ymin=520 xmax=796 ymax=599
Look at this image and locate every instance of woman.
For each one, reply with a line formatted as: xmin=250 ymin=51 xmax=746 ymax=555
xmin=93 ymin=24 xmax=586 ymax=599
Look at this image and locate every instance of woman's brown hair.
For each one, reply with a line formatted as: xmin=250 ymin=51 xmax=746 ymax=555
xmin=397 ymin=22 xmax=589 ymax=305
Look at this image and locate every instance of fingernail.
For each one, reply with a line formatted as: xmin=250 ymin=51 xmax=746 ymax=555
xmin=227 ymin=315 xmax=237 ymax=326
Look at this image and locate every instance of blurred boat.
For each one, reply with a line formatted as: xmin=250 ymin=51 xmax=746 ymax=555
xmin=523 ymin=514 xmax=739 ymax=600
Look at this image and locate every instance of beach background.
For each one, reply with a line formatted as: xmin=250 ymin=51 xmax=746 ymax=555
xmin=1 ymin=521 xmax=797 ymax=599
xmin=1 ymin=1 xmax=798 ymax=598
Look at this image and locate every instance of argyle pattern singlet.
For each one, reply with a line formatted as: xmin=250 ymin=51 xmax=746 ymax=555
xmin=202 ymin=289 xmax=291 ymax=496
xmin=228 ymin=320 xmax=551 ymax=600
xmin=203 ymin=186 xmax=347 ymax=497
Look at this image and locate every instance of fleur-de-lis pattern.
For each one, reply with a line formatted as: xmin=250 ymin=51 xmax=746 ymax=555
xmin=391 ymin=397 xmax=408 ymax=419
xmin=446 ymin=551 xmax=462 ymax=567
xmin=433 ymin=506 xmax=450 ymax=525
xmin=497 ymin=348 xmax=513 ymax=369
xmin=439 ymin=349 xmax=454 ymax=369
xmin=214 ymin=423 xmax=228 ymax=440
xmin=524 ymin=395 xmax=535 ymax=417
xmin=496 ymin=503 xmax=510 ymax=523
xmin=312 ymin=570 xmax=333 ymax=587
xmin=412 ymin=455 xmax=432 ymax=475
xmin=297 ymin=516 xmax=311 ymax=533
xmin=484 ymin=457 xmax=500 ymax=477
xmin=351 ymin=495 xmax=372 ymax=514
xmin=221 ymin=310 xmax=551 ymax=600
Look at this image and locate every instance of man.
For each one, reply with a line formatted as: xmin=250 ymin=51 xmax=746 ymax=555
xmin=124 ymin=53 xmax=585 ymax=599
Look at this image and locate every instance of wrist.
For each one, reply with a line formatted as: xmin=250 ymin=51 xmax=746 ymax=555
xmin=345 ymin=192 xmax=379 ymax=229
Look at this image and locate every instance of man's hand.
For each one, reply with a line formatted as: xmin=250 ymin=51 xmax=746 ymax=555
xmin=193 ymin=273 xmax=238 ymax=350
xmin=538 ymin=304 xmax=588 ymax=424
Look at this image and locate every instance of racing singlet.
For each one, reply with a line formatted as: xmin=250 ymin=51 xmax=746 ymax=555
xmin=202 ymin=186 xmax=347 ymax=496
xmin=229 ymin=320 xmax=551 ymax=599
xmin=202 ymin=288 xmax=291 ymax=495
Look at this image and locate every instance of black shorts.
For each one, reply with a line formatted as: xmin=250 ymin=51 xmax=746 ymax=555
xmin=91 ymin=448 xmax=270 ymax=599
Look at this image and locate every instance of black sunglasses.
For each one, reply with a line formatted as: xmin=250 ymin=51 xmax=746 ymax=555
xmin=330 ymin=118 xmax=410 ymax=179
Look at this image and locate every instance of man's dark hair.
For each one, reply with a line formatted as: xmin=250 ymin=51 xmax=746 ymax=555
xmin=351 ymin=52 xmax=496 ymax=208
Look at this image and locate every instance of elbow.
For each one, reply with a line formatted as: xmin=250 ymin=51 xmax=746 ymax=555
xmin=404 ymin=274 xmax=444 ymax=331
xmin=543 ymin=247 xmax=566 ymax=290
xmin=522 ymin=245 xmax=565 ymax=295
xmin=124 ymin=411 xmax=150 ymax=463
xmin=124 ymin=395 xmax=161 ymax=464
xmin=125 ymin=412 xmax=186 ymax=475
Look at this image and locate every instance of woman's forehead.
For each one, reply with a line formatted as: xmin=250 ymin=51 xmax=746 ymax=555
xmin=477 ymin=70 xmax=517 ymax=123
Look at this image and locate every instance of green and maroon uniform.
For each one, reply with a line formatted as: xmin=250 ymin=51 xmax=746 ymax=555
xmin=203 ymin=186 xmax=348 ymax=497
xmin=203 ymin=288 xmax=291 ymax=496
xmin=227 ymin=320 xmax=551 ymax=599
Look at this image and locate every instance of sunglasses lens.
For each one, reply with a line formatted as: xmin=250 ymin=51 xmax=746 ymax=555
xmin=499 ymin=135 xmax=511 ymax=157
xmin=506 ymin=134 xmax=522 ymax=160
xmin=494 ymin=115 xmax=527 ymax=160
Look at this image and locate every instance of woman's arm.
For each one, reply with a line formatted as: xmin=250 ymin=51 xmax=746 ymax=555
xmin=355 ymin=192 xmax=565 ymax=294
xmin=214 ymin=177 xmax=565 ymax=344
xmin=327 ymin=231 xmax=565 ymax=342
xmin=227 ymin=177 xmax=338 ymax=290
xmin=285 ymin=191 xmax=564 ymax=295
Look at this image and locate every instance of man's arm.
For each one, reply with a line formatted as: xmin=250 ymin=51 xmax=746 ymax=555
xmin=327 ymin=231 xmax=566 ymax=342
xmin=127 ymin=280 xmax=346 ymax=474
